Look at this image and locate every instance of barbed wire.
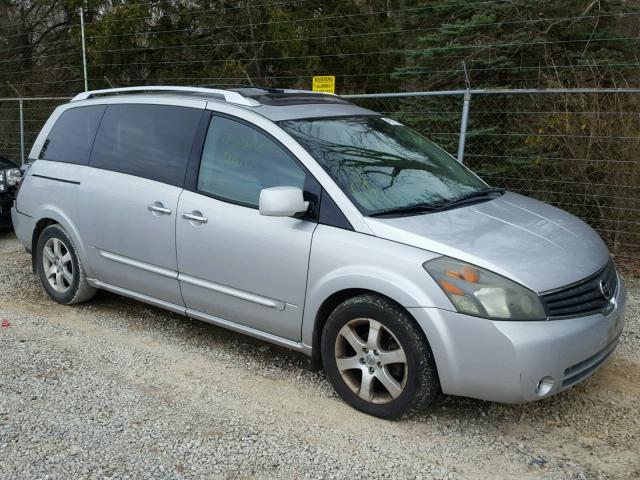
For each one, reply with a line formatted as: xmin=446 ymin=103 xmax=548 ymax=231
xmin=485 ymin=177 xmax=640 ymax=189
xmin=81 ymin=9 xmax=640 ymax=41
xmin=0 ymin=0 xmax=304 ymax=33
xmin=3 ymin=60 xmax=640 ymax=82
xmin=0 ymin=0 xmax=517 ymax=40
xmin=0 ymin=38 xmax=75 ymax=53
xmin=5 ymin=36 xmax=626 ymax=70
xmin=390 ymin=110 xmax=640 ymax=115
xmin=87 ymin=28 xmax=640 ymax=56
xmin=3 ymin=8 xmax=637 ymax=52
xmin=0 ymin=51 xmax=78 ymax=65
xmin=78 ymin=0 xmax=511 ymax=28
xmin=1 ymin=1 xmax=638 ymax=98
xmin=465 ymin=154 xmax=640 ymax=164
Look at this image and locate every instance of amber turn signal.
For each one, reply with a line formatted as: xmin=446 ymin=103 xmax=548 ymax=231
xmin=440 ymin=280 xmax=464 ymax=296
xmin=461 ymin=266 xmax=479 ymax=283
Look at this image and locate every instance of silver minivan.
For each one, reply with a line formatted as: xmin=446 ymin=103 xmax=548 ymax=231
xmin=12 ymin=86 xmax=625 ymax=419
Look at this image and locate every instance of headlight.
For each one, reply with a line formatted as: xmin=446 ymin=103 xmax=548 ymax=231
xmin=5 ymin=168 xmax=21 ymax=187
xmin=424 ymin=256 xmax=546 ymax=320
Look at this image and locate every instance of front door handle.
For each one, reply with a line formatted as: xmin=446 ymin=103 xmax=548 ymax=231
xmin=147 ymin=203 xmax=172 ymax=215
xmin=182 ymin=211 xmax=208 ymax=224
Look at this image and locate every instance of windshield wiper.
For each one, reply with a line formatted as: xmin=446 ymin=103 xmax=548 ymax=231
xmin=430 ymin=187 xmax=505 ymax=211
xmin=368 ymin=203 xmax=441 ymax=217
xmin=368 ymin=188 xmax=505 ymax=218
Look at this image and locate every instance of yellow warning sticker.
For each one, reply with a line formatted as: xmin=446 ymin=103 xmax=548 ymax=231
xmin=312 ymin=75 xmax=335 ymax=94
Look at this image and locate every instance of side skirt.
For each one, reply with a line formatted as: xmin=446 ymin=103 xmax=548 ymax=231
xmin=87 ymin=278 xmax=312 ymax=356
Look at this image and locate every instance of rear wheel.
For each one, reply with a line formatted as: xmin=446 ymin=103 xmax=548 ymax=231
xmin=36 ymin=224 xmax=96 ymax=305
xmin=321 ymin=294 xmax=439 ymax=419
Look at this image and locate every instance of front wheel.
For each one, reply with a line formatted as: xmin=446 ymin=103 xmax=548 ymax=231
xmin=321 ymin=294 xmax=439 ymax=419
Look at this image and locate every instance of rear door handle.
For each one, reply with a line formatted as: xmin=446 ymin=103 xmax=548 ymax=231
xmin=147 ymin=203 xmax=172 ymax=215
xmin=182 ymin=212 xmax=208 ymax=224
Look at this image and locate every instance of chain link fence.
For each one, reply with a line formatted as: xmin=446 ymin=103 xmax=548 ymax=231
xmin=349 ymin=90 xmax=640 ymax=272
xmin=0 ymin=97 xmax=71 ymax=163
xmin=1 ymin=90 xmax=638 ymax=271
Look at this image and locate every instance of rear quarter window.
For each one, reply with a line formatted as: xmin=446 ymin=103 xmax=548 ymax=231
xmin=39 ymin=105 xmax=106 ymax=165
xmin=90 ymin=104 xmax=203 ymax=187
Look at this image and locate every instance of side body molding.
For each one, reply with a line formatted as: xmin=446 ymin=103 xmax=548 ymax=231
xmin=178 ymin=274 xmax=287 ymax=311
xmin=98 ymin=250 xmax=178 ymax=279
xmin=95 ymin=249 xmax=289 ymax=311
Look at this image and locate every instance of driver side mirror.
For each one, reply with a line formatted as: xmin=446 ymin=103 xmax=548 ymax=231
xmin=259 ymin=186 xmax=309 ymax=217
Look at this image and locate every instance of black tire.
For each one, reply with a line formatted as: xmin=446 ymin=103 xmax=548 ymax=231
xmin=35 ymin=224 xmax=96 ymax=305
xmin=321 ymin=294 xmax=439 ymax=419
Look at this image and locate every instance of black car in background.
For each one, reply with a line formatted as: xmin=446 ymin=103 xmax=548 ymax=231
xmin=0 ymin=155 xmax=21 ymax=229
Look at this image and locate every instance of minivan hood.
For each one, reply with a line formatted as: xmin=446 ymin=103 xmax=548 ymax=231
xmin=363 ymin=192 xmax=610 ymax=292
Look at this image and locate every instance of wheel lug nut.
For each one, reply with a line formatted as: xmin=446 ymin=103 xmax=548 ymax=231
xmin=359 ymin=358 xmax=365 ymax=364
xmin=373 ymin=350 xmax=378 ymax=356
xmin=369 ymin=367 xmax=374 ymax=374
xmin=363 ymin=348 xmax=368 ymax=353
xmin=377 ymin=362 xmax=382 ymax=367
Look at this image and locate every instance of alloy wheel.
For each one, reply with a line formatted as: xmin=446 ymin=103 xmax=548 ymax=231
xmin=42 ymin=237 xmax=73 ymax=294
xmin=334 ymin=318 xmax=408 ymax=404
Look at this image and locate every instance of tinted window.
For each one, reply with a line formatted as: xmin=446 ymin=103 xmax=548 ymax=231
xmin=197 ymin=116 xmax=305 ymax=207
xmin=40 ymin=105 xmax=105 ymax=165
xmin=90 ymin=104 xmax=203 ymax=186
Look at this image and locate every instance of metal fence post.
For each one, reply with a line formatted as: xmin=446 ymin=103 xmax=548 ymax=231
xmin=80 ymin=7 xmax=88 ymax=92
xmin=456 ymin=90 xmax=471 ymax=163
xmin=19 ymin=98 xmax=25 ymax=164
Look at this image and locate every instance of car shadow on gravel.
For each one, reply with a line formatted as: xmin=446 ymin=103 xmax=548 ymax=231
xmin=82 ymin=288 xmax=319 ymax=373
xmin=81 ymin=289 xmax=639 ymax=429
xmin=0 ymin=228 xmax=17 ymax=240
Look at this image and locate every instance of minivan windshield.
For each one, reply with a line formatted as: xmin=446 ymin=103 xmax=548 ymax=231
xmin=279 ymin=116 xmax=490 ymax=216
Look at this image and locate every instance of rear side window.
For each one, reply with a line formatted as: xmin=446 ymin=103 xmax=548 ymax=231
xmin=90 ymin=104 xmax=203 ymax=187
xmin=39 ymin=105 xmax=105 ymax=165
xmin=197 ymin=116 xmax=306 ymax=207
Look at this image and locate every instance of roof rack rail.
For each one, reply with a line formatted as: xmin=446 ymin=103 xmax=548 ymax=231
xmin=71 ymin=86 xmax=259 ymax=107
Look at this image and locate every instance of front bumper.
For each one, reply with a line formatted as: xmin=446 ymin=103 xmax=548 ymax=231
xmin=409 ymin=275 xmax=626 ymax=403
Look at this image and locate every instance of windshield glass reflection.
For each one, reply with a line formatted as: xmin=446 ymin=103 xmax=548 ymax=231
xmin=279 ymin=116 xmax=487 ymax=215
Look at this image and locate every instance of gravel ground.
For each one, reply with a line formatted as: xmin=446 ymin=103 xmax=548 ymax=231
xmin=0 ymin=230 xmax=638 ymax=480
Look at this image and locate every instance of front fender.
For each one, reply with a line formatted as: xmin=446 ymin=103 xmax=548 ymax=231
xmin=301 ymin=225 xmax=452 ymax=347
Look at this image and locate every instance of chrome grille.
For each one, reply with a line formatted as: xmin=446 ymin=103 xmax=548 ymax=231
xmin=540 ymin=260 xmax=617 ymax=318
